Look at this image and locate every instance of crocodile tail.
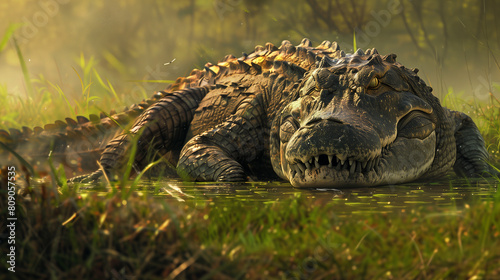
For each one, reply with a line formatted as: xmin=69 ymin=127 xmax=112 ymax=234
xmin=0 ymin=110 xmax=139 ymax=174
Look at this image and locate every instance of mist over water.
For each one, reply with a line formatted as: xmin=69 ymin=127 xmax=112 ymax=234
xmin=1 ymin=0 xmax=499 ymax=109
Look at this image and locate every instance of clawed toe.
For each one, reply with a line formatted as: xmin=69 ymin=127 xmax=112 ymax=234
xmin=68 ymin=170 xmax=103 ymax=184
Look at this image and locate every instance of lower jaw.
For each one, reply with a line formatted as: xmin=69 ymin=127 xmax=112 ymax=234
xmin=288 ymin=167 xmax=380 ymax=188
xmin=287 ymin=163 xmax=433 ymax=188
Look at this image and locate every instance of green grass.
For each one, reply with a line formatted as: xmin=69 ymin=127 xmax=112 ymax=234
xmin=0 ymin=174 xmax=499 ymax=279
xmin=0 ymin=51 xmax=148 ymax=131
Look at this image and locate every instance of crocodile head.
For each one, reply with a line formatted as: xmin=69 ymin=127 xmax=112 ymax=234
xmin=271 ymin=49 xmax=450 ymax=188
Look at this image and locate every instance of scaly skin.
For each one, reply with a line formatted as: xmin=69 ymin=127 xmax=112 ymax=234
xmin=1 ymin=39 xmax=497 ymax=187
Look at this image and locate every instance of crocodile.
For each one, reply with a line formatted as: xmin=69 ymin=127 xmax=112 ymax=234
xmin=0 ymin=39 xmax=497 ymax=187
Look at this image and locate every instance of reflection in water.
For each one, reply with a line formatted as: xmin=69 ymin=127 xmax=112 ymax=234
xmin=79 ymin=177 xmax=499 ymax=217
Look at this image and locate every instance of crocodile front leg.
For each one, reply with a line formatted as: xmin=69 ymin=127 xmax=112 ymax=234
xmin=449 ymin=109 xmax=499 ymax=177
xmin=69 ymin=86 xmax=212 ymax=183
xmin=177 ymin=98 xmax=266 ymax=182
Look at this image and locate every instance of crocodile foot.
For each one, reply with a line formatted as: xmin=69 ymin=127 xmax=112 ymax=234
xmin=68 ymin=170 xmax=104 ymax=184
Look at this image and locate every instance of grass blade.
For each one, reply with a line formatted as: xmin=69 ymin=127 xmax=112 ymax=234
xmin=0 ymin=24 xmax=20 ymax=53
xmin=353 ymin=30 xmax=357 ymax=51
xmin=0 ymin=141 xmax=35 ymax=176
xmin=13 ymin=37 xmax=34 ymax=98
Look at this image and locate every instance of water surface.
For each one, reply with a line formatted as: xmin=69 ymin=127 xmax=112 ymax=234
xmin=79 ymin=177 xmax=499 ymax=217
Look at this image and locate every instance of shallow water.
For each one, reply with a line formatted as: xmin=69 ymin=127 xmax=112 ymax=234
xmin=79 ymin=177 xmax=499 ymax=217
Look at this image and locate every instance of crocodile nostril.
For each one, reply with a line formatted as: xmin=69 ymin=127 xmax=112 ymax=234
xmin=306 ymin=118 xmax=344 ymax=126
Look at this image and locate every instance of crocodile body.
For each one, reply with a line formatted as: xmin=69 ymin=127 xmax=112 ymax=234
xmin=0 ymin=39 xmax=496 ymax=187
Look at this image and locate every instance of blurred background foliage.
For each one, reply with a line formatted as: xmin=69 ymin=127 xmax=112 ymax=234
xmin=0 ymin=0 xmax=499 ymax=120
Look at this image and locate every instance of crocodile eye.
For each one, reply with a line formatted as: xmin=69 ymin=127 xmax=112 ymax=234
xmin=367 ymin=77 xmax=380 ymax=89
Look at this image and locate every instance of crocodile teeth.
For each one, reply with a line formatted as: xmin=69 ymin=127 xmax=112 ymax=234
xmin=297 ymin=162 xmax=306 ymax=172
xmin=349 ymin=161 xmax=356 ymax=175
xmin=304 ymin=161 xmax=312 ymax=170
xmin=291 ymin=153 xmax=382 ymax=178
xmin=366 ymin=159 xmax=373 ymax=172
xmin=342 ymin=160 xmax=349 ymax=170
xmin=335 ymin=162 xmax=341 ymax=171
xmin=294 ymin=164 xmax=301 ymax=175
xmin=373 ymin=159 xmax=380 ymax=174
